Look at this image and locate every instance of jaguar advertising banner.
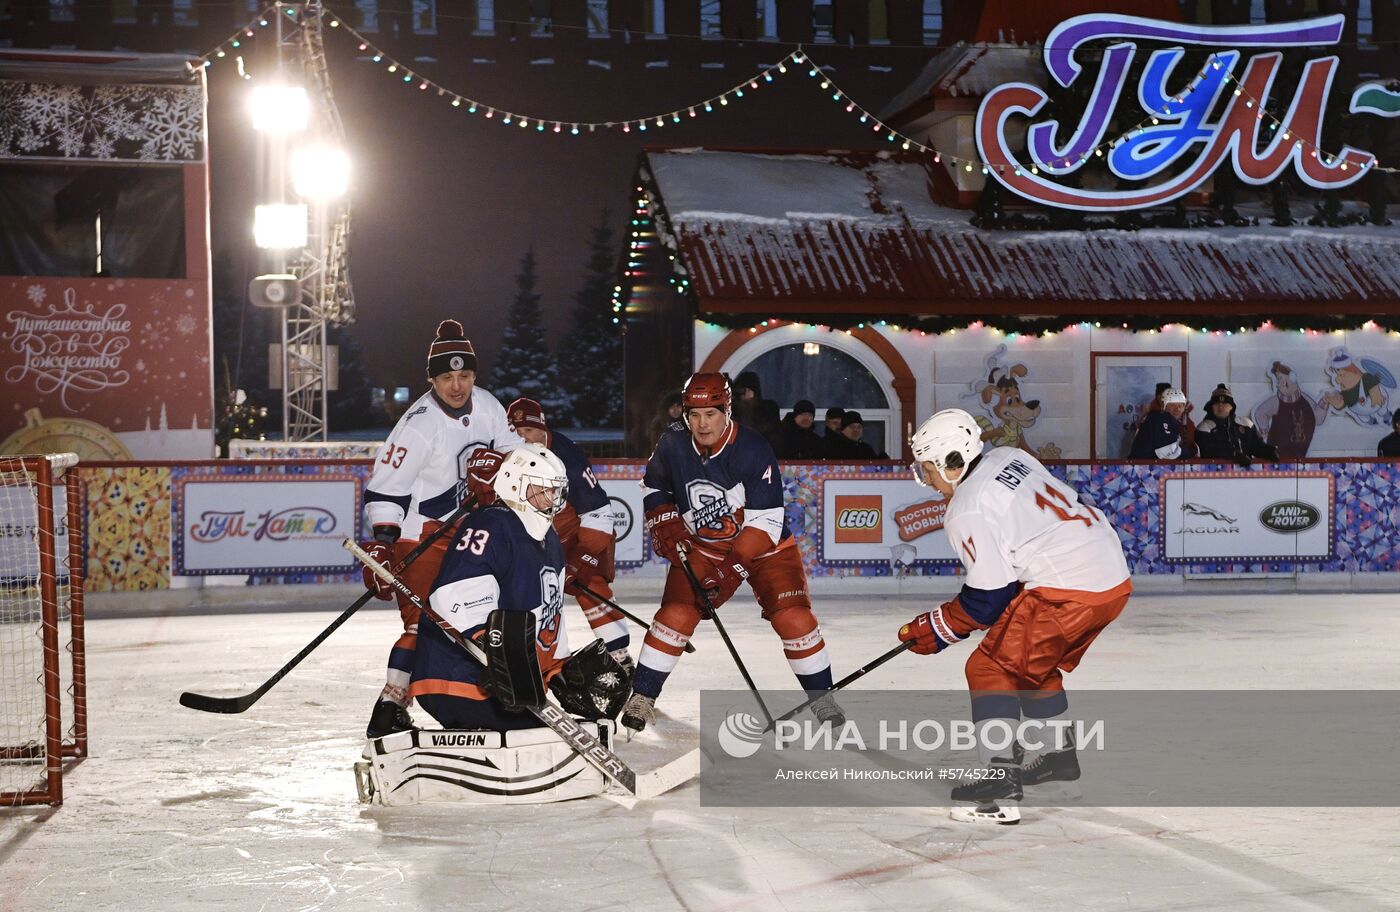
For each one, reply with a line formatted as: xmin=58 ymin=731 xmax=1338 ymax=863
xmin=819 ymin=476 xmax=959 ymax=570
xmin=1159 ymin=472 xmax=1334 ymax=562
xmin=173 ymin=474 xmax=362 ymax=575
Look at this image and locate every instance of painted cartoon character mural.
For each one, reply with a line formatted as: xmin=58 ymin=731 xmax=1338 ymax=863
xmin=1252 ymin=361 xmax=1328 ymax=459
xmin=962 ymin=344 xmax=1062 ymax=460
xmin=1320 ymin=346 xmax=1394 ymax=427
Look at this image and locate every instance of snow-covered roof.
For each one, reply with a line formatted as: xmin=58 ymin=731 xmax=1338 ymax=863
xmin=878 ymin=43 xmax=1043 ymax=121
xmin=644 ymin=149 xmax=1400 ymax=315
xmin=0 ymin=49 xmax=201 ymax=85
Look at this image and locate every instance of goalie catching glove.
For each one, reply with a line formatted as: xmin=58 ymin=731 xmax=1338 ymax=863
xmin=479 ymin=608 xmax=546 ymax=713
xmin=549 ymin=639 xmax=631 ymax=720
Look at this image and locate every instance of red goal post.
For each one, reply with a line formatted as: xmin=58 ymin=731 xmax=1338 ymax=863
xmin=1 ymin=453 xmax=88 ymax=807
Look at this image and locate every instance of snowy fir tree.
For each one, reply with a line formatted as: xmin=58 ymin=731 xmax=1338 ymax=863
xmin=566 ymin=211 xmax=624 ymax=428
xmin=492 ymin=249 xmax=573 ymax=424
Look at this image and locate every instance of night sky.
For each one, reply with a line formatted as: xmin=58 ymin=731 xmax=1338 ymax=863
xmin=203 ymin=26 xmax=928 ymax=399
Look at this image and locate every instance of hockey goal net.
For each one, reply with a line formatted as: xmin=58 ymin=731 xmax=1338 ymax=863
xmin=0 ymin=453 xmax=87 ymax=807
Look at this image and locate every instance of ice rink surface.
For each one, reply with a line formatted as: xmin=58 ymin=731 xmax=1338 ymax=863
xmin=2 ymin=590 xmax=1398 ymax=912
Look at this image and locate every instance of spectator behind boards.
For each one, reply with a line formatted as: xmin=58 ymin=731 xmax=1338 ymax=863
xmin=731 ymin=371 xmax=781 ymax=442
xmin=1195 ymin=384 xmax=1279 ymax=468
xmin=1129 ymin=388 xmax=1196 ymax=460
xmin=1377 ymin=410 xmax=1400 ymax=458
xmin=774 ymin=399 xmax=823 ymax=459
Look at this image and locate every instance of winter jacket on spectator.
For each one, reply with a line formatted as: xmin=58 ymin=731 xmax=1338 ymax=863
xmin=1130 ymin=410 xmax=1194 ymax=460
xmin=773 ymin=401 xmax=823 ymax=459
xmin=731 ymin=371 xmax=781 ymax=442
xmin=1196 ymin=385 xmax=1279 ymax=467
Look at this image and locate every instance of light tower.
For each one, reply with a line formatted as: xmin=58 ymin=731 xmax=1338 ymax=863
xmin=249 ymin=0 xmax=354 ymax=442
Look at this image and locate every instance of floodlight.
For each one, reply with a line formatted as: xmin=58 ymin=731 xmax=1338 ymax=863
xmin=248 ymin=84 xmax=310 ymax=133
xmin=254 ymin=203 xmax=308 ymax=249
xmin=290 ymin=144 xmax=351 ymax=200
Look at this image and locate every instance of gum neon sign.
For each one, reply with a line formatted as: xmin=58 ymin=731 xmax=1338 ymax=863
xmin=976 ymin=15 xmax=1375 ymax=210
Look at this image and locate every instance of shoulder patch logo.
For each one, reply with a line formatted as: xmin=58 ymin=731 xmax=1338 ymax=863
xmin=401 ymin=405 xmax=428 ymax=423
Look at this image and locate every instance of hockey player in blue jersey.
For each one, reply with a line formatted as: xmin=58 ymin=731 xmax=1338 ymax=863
xmin=359 ymin=320 xmax=523 ymax=738
xmin=503 ymin=397 xmax=631 ymax=669
xmin=620 ymin=371 xmax=841 ymax=731
xmin=408 ymin=443 xmax=629 ymax=731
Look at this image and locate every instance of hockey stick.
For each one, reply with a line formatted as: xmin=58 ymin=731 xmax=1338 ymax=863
xmin=345 ymin=539 xmax=700 ymax=800
xmin=762 ymin=641 xmax=914 ymax=733
xmin=179 ymin=497 xmax=478 ymax=714
xmin=674 ymin=544 xmax=775 ymax=727
xmin=572 ymin=581 xmax=697 ymax=654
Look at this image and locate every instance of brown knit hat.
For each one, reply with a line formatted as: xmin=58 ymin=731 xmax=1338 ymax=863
xmin=507 ymin=397 xmax=548 ymax=432
xmin=426 ymin=319 xmax=477 ymax=377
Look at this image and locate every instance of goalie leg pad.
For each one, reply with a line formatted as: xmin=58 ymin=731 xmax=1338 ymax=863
xmin=484 ymin=608 xmax=546 ymax=713
xmin=357 ymin=725 xmax=611 ymax=806
xmin=549 ymin=638 xmax=631 ymax=720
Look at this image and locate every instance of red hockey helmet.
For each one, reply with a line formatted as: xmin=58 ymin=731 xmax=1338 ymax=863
xmin=682 ymin=372 xmax=732 ymax=411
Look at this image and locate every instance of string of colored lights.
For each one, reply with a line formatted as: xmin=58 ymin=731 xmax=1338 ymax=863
xmin=194 ymin=5 xmax=1400 ymax=176
xmin=695 ymin=315 xmax=1400 ymax=339
xmin=199 ymin=2 xmax=282 ymax=76
xmin=304 ymin=9 xmax=1400 ymax=177
xmin=322 ymin=9 xmax=801 ymax=133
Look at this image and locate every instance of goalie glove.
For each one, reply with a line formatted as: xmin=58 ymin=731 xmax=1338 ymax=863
xmin=645 ymin=504 xmax=692 ymax=564
xmin=479 ymin=608 xmax=546 ymax=713
xmin=549 ymin=639 xmax=630 ymax=720
xmin=465 ymin=448 xmax=505 ymax=507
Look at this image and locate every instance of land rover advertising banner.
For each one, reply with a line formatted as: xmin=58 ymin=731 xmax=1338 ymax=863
xmin=1160 ymin=472 xmax=1334 ymax=563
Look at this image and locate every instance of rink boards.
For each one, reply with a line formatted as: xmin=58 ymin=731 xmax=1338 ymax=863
xmin=66 ymin=456 xmax=1400 ymax=591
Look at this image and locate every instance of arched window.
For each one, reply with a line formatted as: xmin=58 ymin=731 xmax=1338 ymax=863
xmin=734 ymin=341 xmax=894 ymax=455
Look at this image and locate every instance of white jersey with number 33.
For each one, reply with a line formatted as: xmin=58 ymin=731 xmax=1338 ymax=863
xmin=944 ymin=447 xmax=1129 ymax=594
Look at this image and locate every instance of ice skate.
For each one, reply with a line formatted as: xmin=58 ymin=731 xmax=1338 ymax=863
xmin=366 ymin=698 xmax=417 ymax=740
xmin=620 ymin=692 xmax=656 ymax=733
xmin=810 ymin=691 xmax=846 ymax=727
xmin=950 ymin=758 xmax=1023 ymax=825
xmin=1021 ymin=745 xmax=1082 ymax=801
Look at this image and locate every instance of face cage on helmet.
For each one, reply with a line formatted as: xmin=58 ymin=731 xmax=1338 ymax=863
xmin=519 ymin=472 xmax=569 ymax=517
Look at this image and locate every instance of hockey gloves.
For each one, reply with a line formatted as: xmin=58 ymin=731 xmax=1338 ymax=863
xmin=645 ymin=505 xmax=692 ymax=563
xmin=565 ymin=528 xmax=615 ymax=598
xmin=465 ymin=448 xmax=506 ymax=506
xmin=360 ymin=529 xmax=398 ymax=601
xmin=682 ymin=547 xmax=746 ymax=615
xmin=898 ymin=607 xmax=966 ymax=656
xmin=480 ymin=608 xmax=546 ymax=713
xmin=685 ymin=527 xmax=770 ymax=613
xmin=549 ymin=639 xmax=630 ymax=720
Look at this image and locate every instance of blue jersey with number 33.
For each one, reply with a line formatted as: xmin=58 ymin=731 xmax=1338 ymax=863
xmin=409 ymin=506 xmax=569 ymax=706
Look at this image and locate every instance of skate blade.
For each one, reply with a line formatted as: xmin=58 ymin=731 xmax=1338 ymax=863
xmin=1026 ymin=780 xmax=1082 ymax=802
xmin=950 ymin=800 xmax=1021 ymax=825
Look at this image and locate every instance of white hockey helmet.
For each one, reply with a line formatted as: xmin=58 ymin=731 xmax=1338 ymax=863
xmin=492 ymin=443 xmax=569 ymax=540
xmin=910 ymin=408 xmax=983 ymax=489
xmin=1160 ymin=387 xmax=1187 ymax=406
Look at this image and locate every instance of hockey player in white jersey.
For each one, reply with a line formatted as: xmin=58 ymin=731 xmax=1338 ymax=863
xmin=359 ymin=319 xmax=523 ymax=738
xmin=897 ymin=408 xmax=1131 ymax=824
